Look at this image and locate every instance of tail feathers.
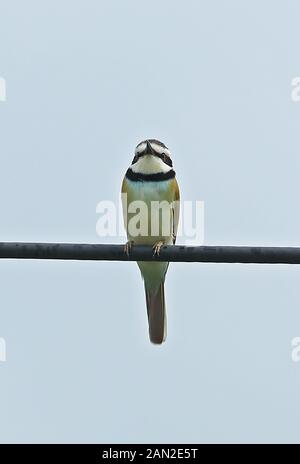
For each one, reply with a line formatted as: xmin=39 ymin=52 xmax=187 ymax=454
xmin=145 ymin=282 xmax=166 ymax=344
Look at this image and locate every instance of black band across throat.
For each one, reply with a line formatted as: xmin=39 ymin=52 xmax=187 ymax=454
xmin=125 ymin=168 xmax=176 ymax=182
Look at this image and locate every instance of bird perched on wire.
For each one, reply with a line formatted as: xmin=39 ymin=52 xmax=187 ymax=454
xmin=122 ymin=139 xmax=180 ymax=344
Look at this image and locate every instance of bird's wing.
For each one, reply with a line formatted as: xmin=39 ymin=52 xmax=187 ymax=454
xmin=172 ymin=177 xmax=180 ymax=244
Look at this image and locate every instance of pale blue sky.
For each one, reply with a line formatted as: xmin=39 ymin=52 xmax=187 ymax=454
xmin=1 ymin=0 xmax=300 ymax=443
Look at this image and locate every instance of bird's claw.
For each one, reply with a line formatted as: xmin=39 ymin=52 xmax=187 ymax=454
xmin=152 ymin=241 xmax=165 ymax=257
xmin=124 ymin=241 xmax=134 ymax=256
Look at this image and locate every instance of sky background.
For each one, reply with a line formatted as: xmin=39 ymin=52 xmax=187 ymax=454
xmin=1 ymin=0 xmax=300 ymax=444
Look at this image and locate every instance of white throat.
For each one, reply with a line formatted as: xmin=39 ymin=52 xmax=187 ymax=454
xmin=131 ymin=155 xmax=171 ymax=174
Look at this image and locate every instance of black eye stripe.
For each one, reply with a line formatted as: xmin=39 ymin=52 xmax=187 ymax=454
xmin=132 ymin=150 xmax=173 ymax=167
xmin=161 ymin=155 xmax=173 ymax=167
xmin=157 ymin=151 xmax=173 ymax=167
xmin=131 ymin=154 xmax=139 ymax=164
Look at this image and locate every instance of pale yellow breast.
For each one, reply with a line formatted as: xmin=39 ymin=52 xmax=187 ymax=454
xmin=122 ymin=178 xmax=175 ymax=246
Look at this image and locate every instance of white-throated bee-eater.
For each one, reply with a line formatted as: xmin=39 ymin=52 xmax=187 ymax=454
xmin=122 ymin=139 xmax=180 ymax=344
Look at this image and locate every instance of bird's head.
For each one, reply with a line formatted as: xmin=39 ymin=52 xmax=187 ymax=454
xmin=130 ymin=139 xmax=173 ymax=173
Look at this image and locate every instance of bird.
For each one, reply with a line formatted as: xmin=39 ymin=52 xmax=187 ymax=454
xmin=121 ymin=139 xmax=180 ymax=344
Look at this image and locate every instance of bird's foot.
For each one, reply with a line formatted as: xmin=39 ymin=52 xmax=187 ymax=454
xmin=124 ymin=240 xmax=134 ymax=256
xmin=152 ymin=241 xmax=165 ymax=257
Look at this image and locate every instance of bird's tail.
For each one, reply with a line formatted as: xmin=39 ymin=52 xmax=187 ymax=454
xmin=145 ymin=282 xmax=166 ymax=344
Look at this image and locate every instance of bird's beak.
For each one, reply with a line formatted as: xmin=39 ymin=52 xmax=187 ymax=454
xmin=145 ymin=140 xmax=154 ymax=155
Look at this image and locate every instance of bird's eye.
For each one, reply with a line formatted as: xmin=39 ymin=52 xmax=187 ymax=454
xmin=161 ymin=153 xmax=168 ymax=163
xmin=161 ymin=152 xmax=172 ymax=167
